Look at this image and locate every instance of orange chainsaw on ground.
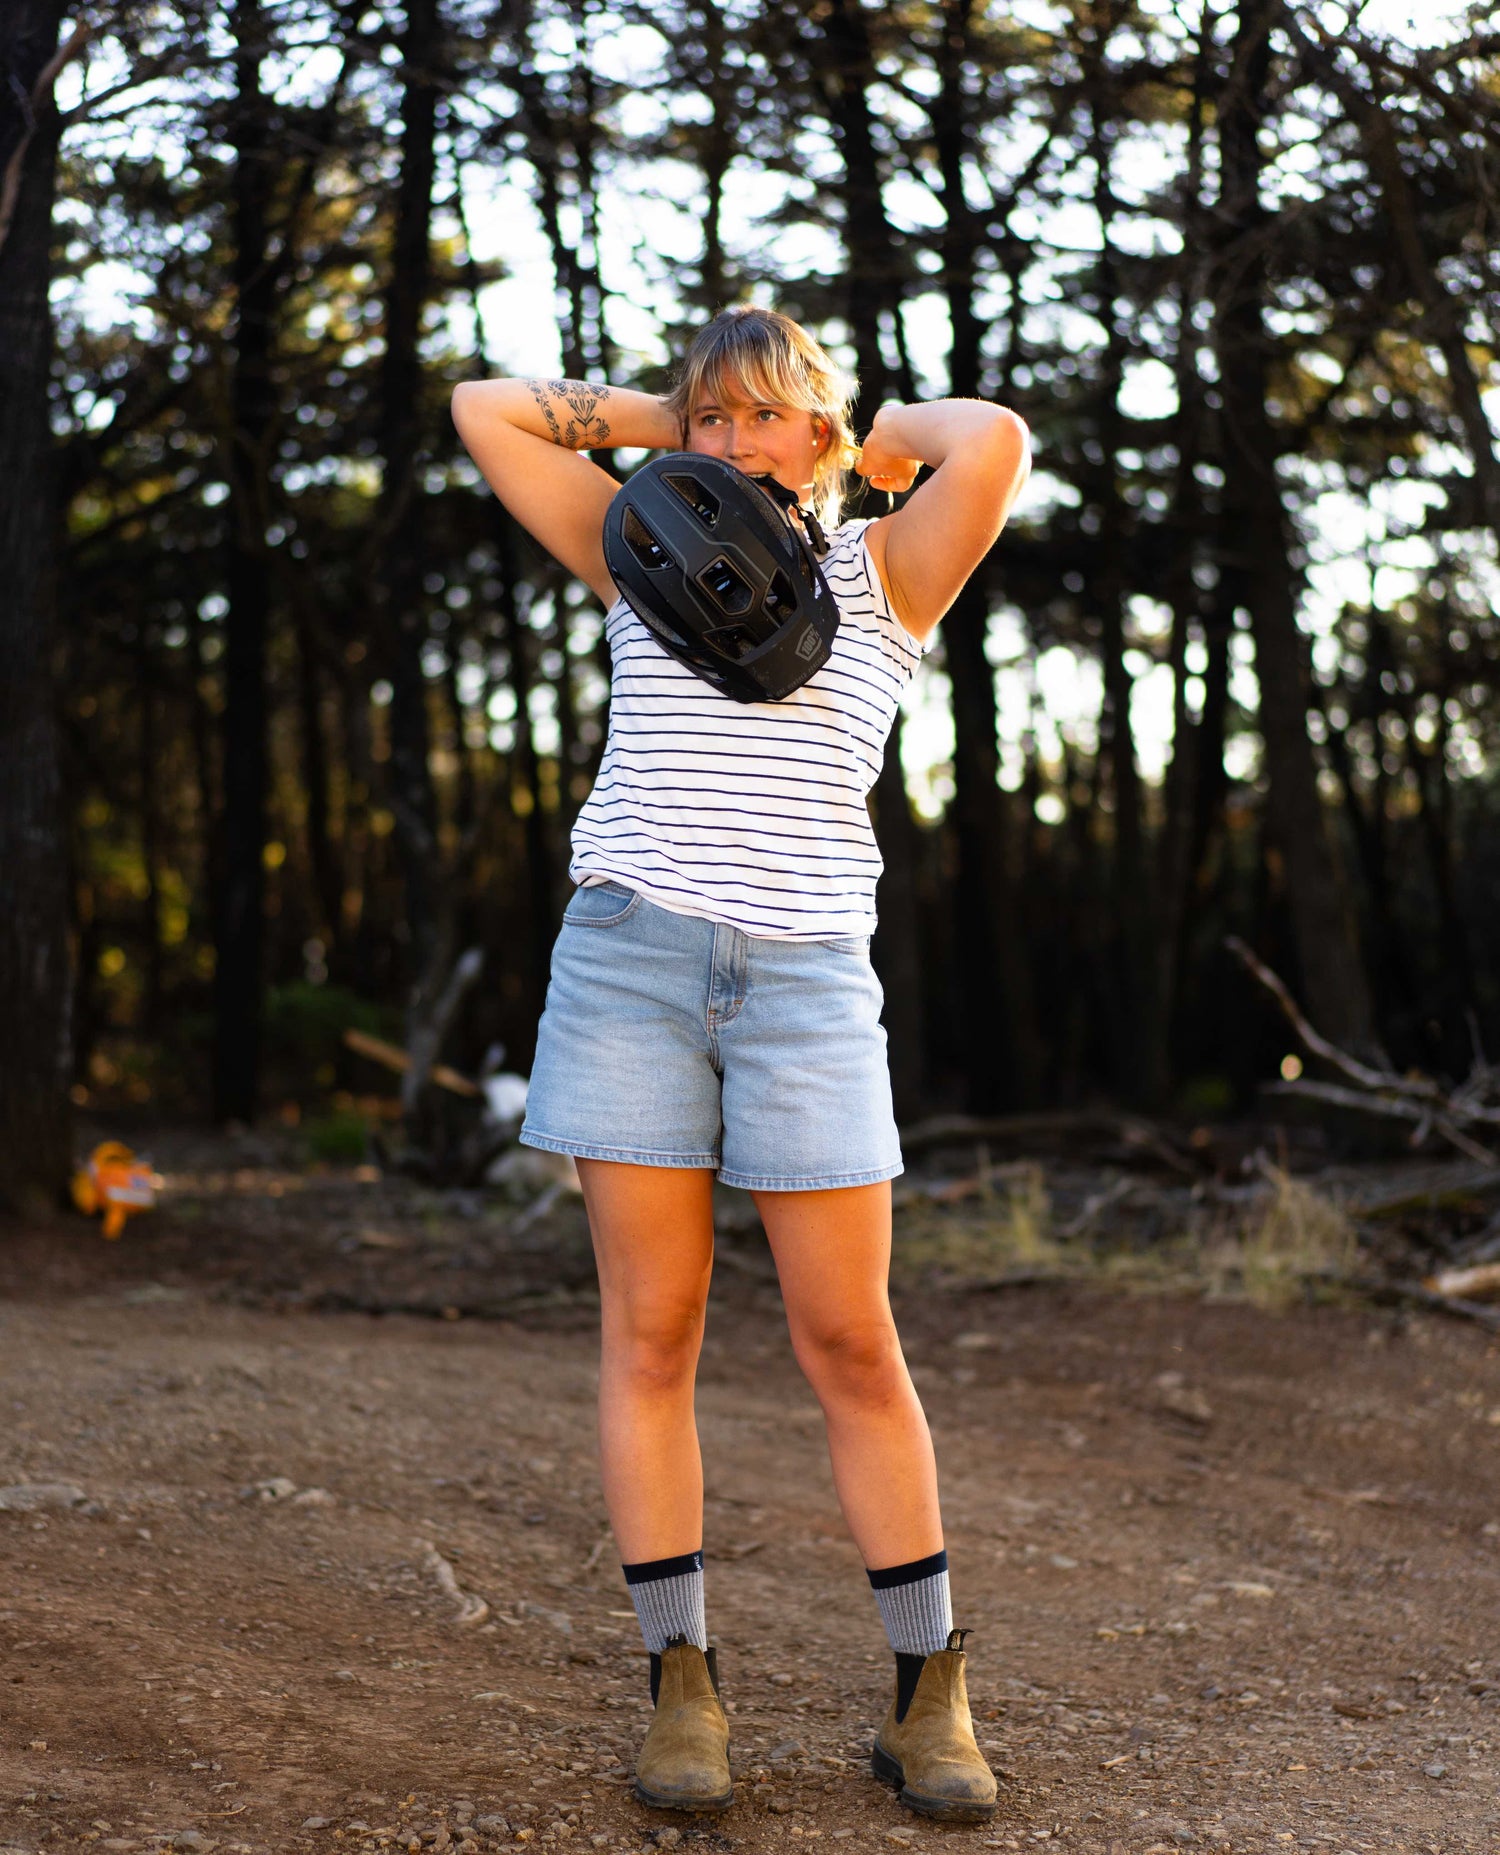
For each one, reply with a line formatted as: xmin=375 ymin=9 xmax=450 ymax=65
xmin=70 ymin=1142 xmax=162 ymax=1239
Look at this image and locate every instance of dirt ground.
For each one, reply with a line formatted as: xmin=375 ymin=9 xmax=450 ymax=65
xmin=2 ymin=1135 xmax=1498 ymax=1855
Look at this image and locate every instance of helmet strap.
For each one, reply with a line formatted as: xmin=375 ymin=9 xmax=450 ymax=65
xmin=751 ymin=473 xmax=829 ymax=558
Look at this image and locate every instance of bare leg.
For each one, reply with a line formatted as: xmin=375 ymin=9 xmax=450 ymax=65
xmin=576 ymin=1159 xmax=717 ymax=1562
xmin=753 ymin=1180 xmax=943 ymax=1568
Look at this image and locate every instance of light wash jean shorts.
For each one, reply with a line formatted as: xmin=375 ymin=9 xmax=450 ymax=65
xmin=519 ymin=882 xmax=904 ymax=1190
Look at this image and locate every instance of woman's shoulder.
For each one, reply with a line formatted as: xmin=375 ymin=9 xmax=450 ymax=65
xmin=819 ymin=516 xmax=878 ymax=583
xmin=820 ymin=517 xmax=886 ymax=606
xmin=823 ymin=516 xmax=929 ymax=671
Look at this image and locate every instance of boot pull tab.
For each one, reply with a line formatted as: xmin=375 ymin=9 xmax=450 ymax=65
xmin=893 ymin=1651 xmax=926 ymax=1723
xmin=947 ymin=1627 xmax=972 ymax=1653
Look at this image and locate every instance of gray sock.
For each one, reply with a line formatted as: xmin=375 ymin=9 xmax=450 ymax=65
xmin=868 ymin=1549 xmax=952 ymax=1656
xmin=622 ymin=1549 xmax=707 ymax=1652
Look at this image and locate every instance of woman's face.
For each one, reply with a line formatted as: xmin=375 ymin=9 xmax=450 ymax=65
xmin=685 ymin=378 xmax=826 ymax=503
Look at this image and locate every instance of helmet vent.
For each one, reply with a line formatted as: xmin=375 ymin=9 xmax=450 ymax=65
xmin=621 ymin=507 xmax=672 ymax=571
xmin=764 ymin=570 xmax=797 ymax=621
xmin=697 ymin=555 xmax=753 ymax=615
xmin=665 ymin=474 xmax=720 ymax=527
xmin=601 ymin=451 xmax=839 ymax=702
xmin=701 ymin=622 xmax=757 ymax=661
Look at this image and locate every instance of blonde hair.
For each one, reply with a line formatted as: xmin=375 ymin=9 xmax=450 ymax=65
xmin=664 ymin=307 xmax=858 ymax=533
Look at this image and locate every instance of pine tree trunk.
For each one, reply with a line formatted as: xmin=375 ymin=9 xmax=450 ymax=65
xmin=1212 ymin=0 xmax=1381 ymax=1056
xmin=1085 ymin=64 xmax=1158 ymax=1103
xmin=1314 ymin=679 xmax=1420 ymax=1033
xmin=499 ymin=522 xmax=557 ymax=1034
xmin=0 ymin=0 xmax=72 ymax=1213
xmin=378 ymin=0 xmax=445 ymax=1025
xmin=1157 ymin=17 xmax=1213 ymax=1083
xmin=213 ymin=0 xmax=276 ymax=1122
xmin=813 ymin=0 xmax=929 ymax=1113
xmin=1184 ymin=577 xmax=1235 ymax=904
xmin=293 ymin=607 xmax=343 ymax=963
xmin=944 ymin=578 xmax=1042 ymax=1107
xmin=138 ymin=632 xmax=165 ymax=1024
xmin=928 ymin=0 xmax=1042 ymax=1106
xmin=694 ymin=1 xmax=733 ymax=310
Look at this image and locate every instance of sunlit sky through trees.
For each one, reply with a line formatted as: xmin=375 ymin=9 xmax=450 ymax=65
xmin=54 ymin=0 xmax=1493 ymax=819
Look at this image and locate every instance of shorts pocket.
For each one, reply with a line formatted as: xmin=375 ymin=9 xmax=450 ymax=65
xmin=814 ymin=934 xmax=871 ymax=956
xmin=563 ymin=882 xmax=641 ymax=928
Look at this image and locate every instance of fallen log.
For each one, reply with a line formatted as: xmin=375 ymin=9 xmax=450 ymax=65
xmin=1308 ymin=1271 xmax=1500 ymax=1333
xmin=1426 ymin=1261 xmax=1500 ymax=1304
xmin=1346 ymin=1163 xmax=1500 ymax=1219
xmin=1384 ymin=1280 xmax=1500 ymax=1333
xmin=899 ymin=1111 xmax=1200 ymax=1175
xmin=892 ymin=1158 xmax=1042 ymax=1209
xmin=343 ymin=1026 xmax=480 ymax=1099
xmin=1263 ymin=1080 xmax=1498 ymax=1168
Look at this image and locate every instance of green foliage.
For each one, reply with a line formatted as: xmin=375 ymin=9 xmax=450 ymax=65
xmin=1174 ymin=1075 xmax=1237 ymax=1120
xmin=301 ymin=1106 xmax=374 ymax=1164
xmin=261 ymin=983 xmax=397 ymax=1073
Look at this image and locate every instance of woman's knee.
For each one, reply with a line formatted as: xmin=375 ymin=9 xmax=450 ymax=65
xmin=602 ymin=1297 xmax=706 ymax=1395
xmin=791 ymin=1316 xmax=908 ymax=1408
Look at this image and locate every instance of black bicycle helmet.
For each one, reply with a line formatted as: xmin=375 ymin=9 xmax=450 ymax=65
xmin=601 ymin=453 xmax=840 ymax=702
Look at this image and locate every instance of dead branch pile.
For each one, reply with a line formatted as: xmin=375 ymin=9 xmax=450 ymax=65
xmin=1227 ymin=936 xmax=1500 ymax=1167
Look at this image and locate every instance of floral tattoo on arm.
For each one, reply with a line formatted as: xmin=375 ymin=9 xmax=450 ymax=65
xmin=528 ymin=379 xmax=613 ymax=448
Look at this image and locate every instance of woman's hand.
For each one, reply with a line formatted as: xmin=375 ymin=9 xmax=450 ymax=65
xmin=853 ymin=414 xmax=922 ymax=495
xmin=859 ymin=399 xmax=1030 ymax=644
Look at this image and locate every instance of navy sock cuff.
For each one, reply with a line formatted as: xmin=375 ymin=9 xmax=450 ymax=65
xmin=867 ymin=1548 xmax=948 ymax=1591
xmin=622 ymin=1549 xmax=704 ymax=1585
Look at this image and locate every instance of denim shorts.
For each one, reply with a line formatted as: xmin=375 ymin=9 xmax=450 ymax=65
xmin=519 ymin=883 xmax=903 ymax=1190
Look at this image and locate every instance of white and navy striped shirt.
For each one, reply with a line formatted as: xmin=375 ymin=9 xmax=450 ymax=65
xmin=570 ymin=518 xmax=928 ymax=939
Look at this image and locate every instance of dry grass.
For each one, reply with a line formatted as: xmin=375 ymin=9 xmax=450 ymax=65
xmin=893 ymin=1160 xmax=1364 ymax=1312
xmin=891 ymin=1162 xmax=1066 ymax=1283
xmin=1202 ymin=1164 xmax=1362 ymax=1309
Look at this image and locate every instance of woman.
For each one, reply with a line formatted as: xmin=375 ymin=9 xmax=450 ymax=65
xmin=451 ymin=308 xmax=1029 ymax=1823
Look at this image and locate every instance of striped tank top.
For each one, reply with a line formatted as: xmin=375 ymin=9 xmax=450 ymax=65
xmin=569 ymin=518 xmax=928 ymax=939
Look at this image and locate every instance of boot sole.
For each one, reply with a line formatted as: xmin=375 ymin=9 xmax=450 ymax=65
xmin=871 ymin=1741 xmax=997 ymax=1823
xmin=633 ymin=1778 xmax=734 ymax=1813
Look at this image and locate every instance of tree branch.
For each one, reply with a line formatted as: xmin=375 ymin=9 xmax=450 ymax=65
xmin=0 ymin=21 xmax=93 ymax=259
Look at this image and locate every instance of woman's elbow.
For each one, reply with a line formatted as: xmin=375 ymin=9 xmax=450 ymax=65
xmin=990 ymin=404 xmax=1030 ymax=455
xmin=452 ymin=378 xmax=493 ymax=423
xmin=451 ymin=376 xmax=515 ymax=426
xmin=985 ymin=407 xmax=1030 ymax=515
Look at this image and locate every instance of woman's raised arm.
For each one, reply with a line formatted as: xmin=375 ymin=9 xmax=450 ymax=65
xmin=858 ymin=400 xmax=1030 ymax=644
xmin=451 ymin=378 xmax=681 ymax=605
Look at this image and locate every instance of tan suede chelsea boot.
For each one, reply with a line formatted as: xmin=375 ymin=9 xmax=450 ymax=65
xmin=872 ymin=1629 xmax=998 ymax=1821
xmin=634 ymin=1637 xmax=733 ymax=1812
